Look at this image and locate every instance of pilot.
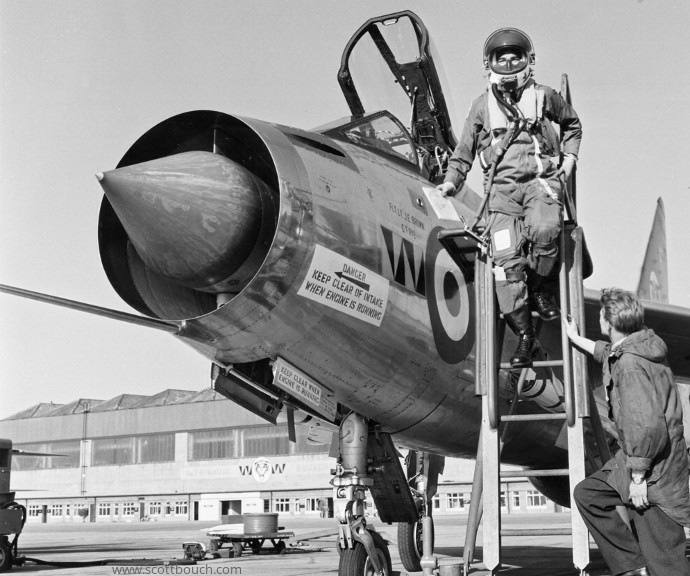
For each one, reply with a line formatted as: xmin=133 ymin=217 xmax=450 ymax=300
xmin=437 ymin=28 xmax=582 ymax=368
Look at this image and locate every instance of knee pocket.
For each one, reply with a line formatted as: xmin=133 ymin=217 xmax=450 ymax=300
xmin=524 ymin=222 xmax=560 ymax=246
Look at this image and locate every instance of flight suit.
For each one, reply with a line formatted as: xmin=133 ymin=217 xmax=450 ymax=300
xmin=444 ymin=80 xmax=581 ymax=314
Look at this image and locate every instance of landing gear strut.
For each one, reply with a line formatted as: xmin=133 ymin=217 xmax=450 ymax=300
xmin=332 ymin=413 xmax=391 ymax=576
xmin=398 ymin=450 xmax=440 ymax=575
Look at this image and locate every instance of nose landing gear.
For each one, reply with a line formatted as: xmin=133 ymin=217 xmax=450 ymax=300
xmin=332 ymin=413 xmax=392 ymax=576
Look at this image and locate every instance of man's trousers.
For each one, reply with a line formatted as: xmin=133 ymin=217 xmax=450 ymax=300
xmin=574 ymin=470 xmax=690 ymax=576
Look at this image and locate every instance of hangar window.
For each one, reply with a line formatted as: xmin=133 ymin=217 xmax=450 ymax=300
xmin=137 ymin=434 xmax=174 ymax=464
xmin=241 ymin=425 xmax=330 ymax=458
xmin=91 ymin=434 xmax=174 ymax=466
xmin=526 ymin=490 xmax=547 ymax=509
xmin=13 ymin=440 xmax=80 ymax=470
xmin=512 ymin=492 xmax=521 ymax=509
xmin=148 ymin=502 xmax=162 ymax=516
xmin=445 ymin=493 xmax=468 ymax=510
xmin=122 ymin=502 xmax=138 ymax=516
xmin=92 ymin=437 xmax=134 ymax=466
xmin=188 ymin=429 xmax=236 ymax=461
xmin=28 ymin=505 xmax=41 ymax=517
xmin=173 ymin=501 xmax=188 ymax=516
xmin=242 ymin=426 xmax=291 ymax=458
xmin=273 ymin=498 xmax=291 ymax=513
xmin=304 ymin=498 xmax=318 ymax=512
xmin=189 ymin=425 xmax=329 ymax=461
xmin=97 ymin=502 xmax=112 ymax=517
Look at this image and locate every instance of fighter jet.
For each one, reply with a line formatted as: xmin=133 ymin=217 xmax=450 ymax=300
xmin=2 ymin=10 xmax=690 ymax=576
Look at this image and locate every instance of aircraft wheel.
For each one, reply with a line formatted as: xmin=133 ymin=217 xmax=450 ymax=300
xmin=232 ymin=542 xmax=243 ymax=558
xmin=0 ymin=538 xmax=12 ymax=573
xmin=250 ymin=539 xmax=262 ymax=555
xmin=275 ymin=540 xmax=286 ymax=554
xmin=397 ymin=516 xmax=434 ymax=572
xmin=338 ymin=530 xmax=391 ymax=576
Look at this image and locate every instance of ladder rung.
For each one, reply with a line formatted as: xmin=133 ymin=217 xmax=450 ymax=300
xmin=501 ymin=527 xmax=572 ymax=536
xmin=499 ymin=359 xmax=564 ymax=370
xmin=501 ymin=468 xmax=570 ymax=478
xmin=501 ymin=413 xmax=566 ymax=422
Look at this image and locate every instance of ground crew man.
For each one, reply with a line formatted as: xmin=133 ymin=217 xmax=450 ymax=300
xmin=566 ymin=289 xmax=690 ymax=576
xmin=437 ymin=28 xmax=582 ymax=367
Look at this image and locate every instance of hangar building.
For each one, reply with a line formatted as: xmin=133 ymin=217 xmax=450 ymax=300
xmin=0 ymin=389 xmax=556 ymax=523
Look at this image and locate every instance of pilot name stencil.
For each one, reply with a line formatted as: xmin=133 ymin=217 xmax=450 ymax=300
xmin=297 ymin=245 xmax=389 ymax=326
xmin=388 ymin=201 xmax=426 ymax=240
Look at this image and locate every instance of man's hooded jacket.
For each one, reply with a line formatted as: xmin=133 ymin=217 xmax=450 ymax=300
xmin=594 ymin=328 xmax=690 ymax=527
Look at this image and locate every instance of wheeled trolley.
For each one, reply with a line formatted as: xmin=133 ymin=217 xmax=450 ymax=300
xmin=207 ymin=530 xmax=294 ymax=558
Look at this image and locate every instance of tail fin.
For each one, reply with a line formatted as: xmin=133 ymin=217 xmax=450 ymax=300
xmin=636 ymin=198 xmax=669 ymax=303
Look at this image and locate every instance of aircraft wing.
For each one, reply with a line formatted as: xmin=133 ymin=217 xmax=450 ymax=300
xmin=584 ymin=288 xmax=690 ymax=380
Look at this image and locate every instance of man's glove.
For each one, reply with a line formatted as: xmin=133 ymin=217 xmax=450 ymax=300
xmin=558 ymin=155 xmax=576 ymax=182
xmin=436 ymin=182 xmax=457 ymax=197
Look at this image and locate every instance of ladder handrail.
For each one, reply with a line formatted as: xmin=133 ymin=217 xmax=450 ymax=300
xmin=484 ymin=253 xmax=499 ymax=430
xmin=560 ymin=222 xmax=577 ymax=427
xmin=569 ymin=225 xmax=590 ymax=418
xmin=475 ymin=253 xmax=487 ymax=396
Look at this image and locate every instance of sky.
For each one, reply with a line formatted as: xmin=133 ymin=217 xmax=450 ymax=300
xmin=1 ymin=0 xmax=688 ymax=420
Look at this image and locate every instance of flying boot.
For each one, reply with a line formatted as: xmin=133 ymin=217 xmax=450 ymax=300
xmin=528 ymin=274 xmax=560 ymax=321
xmin=617 ymin=568 xmax=649 ymax=576
xmin=503 ymin=305 xmax=536 ymax=368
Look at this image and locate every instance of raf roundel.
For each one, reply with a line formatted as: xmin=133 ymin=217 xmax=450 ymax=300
xmin=425 ymin=226 xmax=474 ymax=364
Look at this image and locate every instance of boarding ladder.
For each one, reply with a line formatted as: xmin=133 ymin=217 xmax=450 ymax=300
xmin=438 ymin=75 xmax=611 ymax=576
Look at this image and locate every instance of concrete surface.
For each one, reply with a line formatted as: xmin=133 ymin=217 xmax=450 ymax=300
xmin=5 ymin=512 xmax=667 ymax=575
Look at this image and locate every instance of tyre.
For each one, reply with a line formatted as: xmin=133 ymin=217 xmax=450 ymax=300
xmin=0 ymin=538 xmax=13 ymax=573
xmin=338 ymin=530 xmax=391 ymax=576
xmin=397 ymin=517 xmax=434 ymax=572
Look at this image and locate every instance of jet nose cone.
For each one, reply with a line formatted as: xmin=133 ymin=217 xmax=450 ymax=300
xmin=98 ymin=151 xmax=276 ymax=292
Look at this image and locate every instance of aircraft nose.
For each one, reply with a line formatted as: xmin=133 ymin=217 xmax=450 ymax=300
xmin=97 ymin=150 xmax=276 ymax=292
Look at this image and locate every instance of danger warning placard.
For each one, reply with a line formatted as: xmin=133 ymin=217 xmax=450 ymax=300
xmin=273 ymin=358 xmax=337 ymax=421
xmin=297 ymin=245 xmax=389 ymax=326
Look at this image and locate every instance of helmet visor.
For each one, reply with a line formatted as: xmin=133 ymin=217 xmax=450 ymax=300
xmin=489 ymin=48 xmax=528 ymax=75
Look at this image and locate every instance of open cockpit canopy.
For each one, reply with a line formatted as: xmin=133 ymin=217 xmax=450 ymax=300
xmin=337 ymin=10 xmax=458 ymax=156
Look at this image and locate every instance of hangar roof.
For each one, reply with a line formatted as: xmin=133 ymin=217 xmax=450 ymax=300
xmin=2 ymin=388 xmax=225 ymax=420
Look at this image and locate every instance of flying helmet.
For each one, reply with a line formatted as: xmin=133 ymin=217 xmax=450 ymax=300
xmin=483 ymin=28 xmax=535 ymax=91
